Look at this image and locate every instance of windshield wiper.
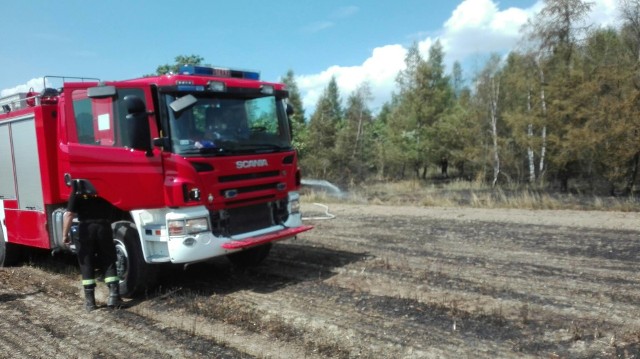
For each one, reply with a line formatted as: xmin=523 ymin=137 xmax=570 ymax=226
xmin=235 ymin=143 xmax=290 ymax=152
xmin=180 ymin=142 xmax=289 ymax=155
xmin=180 ymin=147 xmax=226 ymax=155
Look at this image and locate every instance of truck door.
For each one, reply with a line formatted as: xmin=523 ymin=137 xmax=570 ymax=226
xmin=62 ymin=84 xmax=164 ymax=210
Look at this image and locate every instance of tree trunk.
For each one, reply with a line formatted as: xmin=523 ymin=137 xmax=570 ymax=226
xmin=625 ymin=151 xmax=640 ymax=195
xmin=490 ymin=78 xmax=500 ymax=188
xmin=538 ymin=62 xmax=548 ymax=180
xmin=539 ymin=127 xmax=547 ymax=176
xmin=527 ymin=89 xmax=536 ymax=183
xmin=353 ymin=108 xmax=364 ymax=158
xmin=457 ymin=161 xmax=465 ymax=179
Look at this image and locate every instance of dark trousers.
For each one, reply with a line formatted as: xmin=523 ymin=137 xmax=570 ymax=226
xmin=76 ymin=220 xmax=118 ymax=286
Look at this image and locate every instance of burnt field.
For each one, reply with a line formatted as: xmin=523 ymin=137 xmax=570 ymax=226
xmin=1 ymin=203 xmax=639 ymax=358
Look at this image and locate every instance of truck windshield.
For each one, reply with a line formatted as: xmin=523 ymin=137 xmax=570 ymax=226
xmin=164 ymin=94 xmax=292 ymax=155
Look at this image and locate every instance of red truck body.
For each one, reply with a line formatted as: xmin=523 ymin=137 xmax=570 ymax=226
xmin=0 ymin=66 xmax=312 ymax=296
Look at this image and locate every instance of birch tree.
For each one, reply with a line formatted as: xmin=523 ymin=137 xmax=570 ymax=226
xmin=524 ymin=0 xmax=593 ymax=191
xmin=474 ymin=55 xmax=503 ymax=186
xmin=334 ymin=82 xmax=374 ymax=182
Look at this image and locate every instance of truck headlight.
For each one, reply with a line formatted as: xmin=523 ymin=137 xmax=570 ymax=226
xmin=186 ymin=217 xmax=209 ymax=234
xmin=168 ymin=217 xmax=210 ymax=236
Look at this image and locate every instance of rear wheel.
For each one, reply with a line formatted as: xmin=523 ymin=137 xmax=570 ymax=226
xmin=0 ymin=226 xmax=23 ymax=267
xmin=113 ymin=222 xmax=158 ymax=298
xmin=227 ymin=243 xmax=272 ymax=267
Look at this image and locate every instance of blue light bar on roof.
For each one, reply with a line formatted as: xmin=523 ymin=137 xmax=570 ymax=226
xmin=179 ymin=65 xmax=260 ymax=80
xmin=243 ymin=71 xmax=260 ymax=80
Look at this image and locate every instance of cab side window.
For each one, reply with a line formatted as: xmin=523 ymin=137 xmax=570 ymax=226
xmin=72 ymin=96 xmax=96 ymax=145
xmin=71 ymin=88 xmax=147 ymax=148
xmin=72 ymin=90 xmax=113 ymax=146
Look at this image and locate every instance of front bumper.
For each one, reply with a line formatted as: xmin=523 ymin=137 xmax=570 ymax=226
xmin=131 ymin=192 xmax=313 ymax=264
xmin=160 ymin=224 xmax=313 ymax=264
xmin=221 ymin=225 xmax=313 ymax=250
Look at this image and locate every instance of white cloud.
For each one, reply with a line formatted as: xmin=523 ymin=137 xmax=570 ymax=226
xmin=297 ymin=0 xmax=619 ymax=115
xmin=590 ymin=0 xmax=620 ymax=28
xmin=298 ymin=44 xmax=407 ymax=113
xmin=302 ymin=21 xmax=334 ymax=33
xmin=298 ymin=0 xmax=532 ymax=113
xmin=0 ymin=77 xmax=45 ymax=97
xmin=2 ymin=1 xmax=621 ymax=116
xmin=439 ymin=0 xmax=534 ymax=65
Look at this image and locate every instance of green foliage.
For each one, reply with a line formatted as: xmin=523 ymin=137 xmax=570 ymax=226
xmin=157 ymin=11 xmax=640 ymax=197
xmin=301 ymin=77 xmax=343 ymax=179
xmin=296 ymin=8 xmax=640 ymax=194
xmin=281 ymin=70 xmax=309 ymax=155
xmin=154 ymin=54 xmax=208 ymax=76
xmin=334 ymin=82 xmax=375 ymax=183
xmin=383 ymin=41 xmax=455 ymax=180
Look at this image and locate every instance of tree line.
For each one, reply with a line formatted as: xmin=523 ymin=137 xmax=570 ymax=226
xmin=282 ymin=0 xmax=639 ymax=195
xmin=161 ymin=0 xmax=640 ymax=195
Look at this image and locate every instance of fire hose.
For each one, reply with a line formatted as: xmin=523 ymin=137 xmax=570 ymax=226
xmin=302 ymin=203 xmax=336 ymax=220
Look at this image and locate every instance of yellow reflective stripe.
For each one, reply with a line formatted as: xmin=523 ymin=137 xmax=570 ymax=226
xmin=82 ymin=279 xmax=96 ymax=286
xmin=104 ymin=276 xmax=120 ymax=284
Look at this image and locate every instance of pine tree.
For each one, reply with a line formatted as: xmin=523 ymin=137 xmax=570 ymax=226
xmin=281 ymin=70 xmax=309 ymax=157
xmin=302 ymin=77 xmax=343 ymax=180
xmin=391 ymin=40 xmax=453 ymax=180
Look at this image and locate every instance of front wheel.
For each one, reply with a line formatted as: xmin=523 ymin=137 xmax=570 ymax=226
xmin=0 ymin=226 xmax=22 ymax=267
xmin=113 ymin=222 xmax=158 ymax=298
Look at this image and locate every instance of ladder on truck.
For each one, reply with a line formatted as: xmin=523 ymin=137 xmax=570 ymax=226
xmin=0 ymin=76 xmax=100 ymax=114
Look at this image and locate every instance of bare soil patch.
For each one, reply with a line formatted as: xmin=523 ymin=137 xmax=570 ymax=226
xmin=1 ymin=203 xmax=639 ymax=358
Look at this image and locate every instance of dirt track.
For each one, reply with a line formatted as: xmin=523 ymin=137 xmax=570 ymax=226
xmin=1 ymin=203 xmax=640 ymax=358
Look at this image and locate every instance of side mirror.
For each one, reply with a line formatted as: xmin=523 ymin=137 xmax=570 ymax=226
xmin=125 ymin=95 xmax=147 ymax=114
xmin=152 ymin=137 xmax=171 ymax=150
xmin=124 ymin=95 xmax=152 ymax=155
xmin=286 ymin=103 xmax=294 ymax=116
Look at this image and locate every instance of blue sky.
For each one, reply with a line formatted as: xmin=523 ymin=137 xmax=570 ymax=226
xmin=0 ymin=0 xmax=620 ymax=114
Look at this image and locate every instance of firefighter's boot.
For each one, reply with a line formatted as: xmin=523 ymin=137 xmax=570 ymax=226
xmin=84 ymin=287 xmax=97 ymax=312
xmin=107 ymin=282 xmax=123 ymax=308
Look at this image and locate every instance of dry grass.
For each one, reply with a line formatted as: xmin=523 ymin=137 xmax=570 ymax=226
xmin=175 ymin=292 xmax=353 ymax=358
xmin=301 ymin=179 xmax=640 ymax=212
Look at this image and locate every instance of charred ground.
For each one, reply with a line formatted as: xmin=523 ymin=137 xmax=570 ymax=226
xmin=1 ymin=203 xmax=639 ymax=358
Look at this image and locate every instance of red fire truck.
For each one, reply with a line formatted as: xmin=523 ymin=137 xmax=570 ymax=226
xmin=0 ymin=65 xmax=313 ymax=296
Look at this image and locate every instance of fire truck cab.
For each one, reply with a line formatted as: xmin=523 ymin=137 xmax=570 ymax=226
xmin=0 ymin=66 xmax=312 ymax=296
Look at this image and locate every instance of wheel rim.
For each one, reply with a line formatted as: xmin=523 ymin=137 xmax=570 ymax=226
xmin=114 ymin=239 xmax=129 ymax=282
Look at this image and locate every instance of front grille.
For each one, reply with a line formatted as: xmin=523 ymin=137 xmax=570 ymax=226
xmin=219 ymin=170 xmax=279 ymax=183
xmin=227 ymin=203 xmax=274 ymax=235
xmin=220 ymin=182 xmax=280 ymax=197
xmin=210 ymin=199 xmax=290 ymax=236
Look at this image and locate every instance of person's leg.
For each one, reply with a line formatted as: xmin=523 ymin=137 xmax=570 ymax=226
xmin=77 ymin=223 xmax=97 ymax=311
xmin=95 ymin=223 xmax=122 ymax=308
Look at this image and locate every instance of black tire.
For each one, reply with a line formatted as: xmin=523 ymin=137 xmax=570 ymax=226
xmin=227 ymin=243 xmax=272 ymax=267
xmin=113 ymin=222 xmax=158 ymax=298
xmin=0 ymin=226 xmax=23 ymax=267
